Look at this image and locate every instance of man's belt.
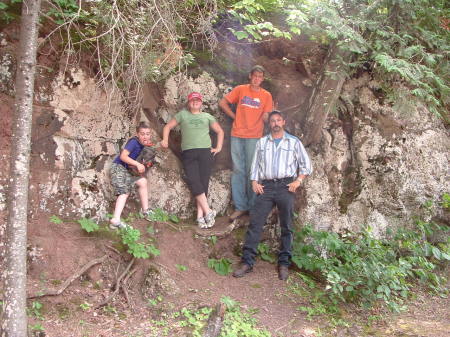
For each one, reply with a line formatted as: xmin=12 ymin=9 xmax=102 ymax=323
xmin=261 ymin=177 xmax=294 ymax=184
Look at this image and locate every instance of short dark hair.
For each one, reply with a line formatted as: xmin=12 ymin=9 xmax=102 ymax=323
xmin=250 ymin=65 xmax=266 ymax=75
xmin=269 ymin=110 xmax=285 ymax=120
xmin=136 ymin=121 xmax=150 ymax=132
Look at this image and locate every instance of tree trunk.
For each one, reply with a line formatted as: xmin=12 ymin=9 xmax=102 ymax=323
xmin=301 ymin=0 xmax=383 ymax=147
xmin=202 ymin=303 xmax=225 ymax=337
xmin=301 ymin=44 xmax=347 ymax=147
xmin=1 ymin=0 xmax=42 ymax=336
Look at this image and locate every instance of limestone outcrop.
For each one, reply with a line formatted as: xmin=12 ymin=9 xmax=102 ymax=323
xmin=1 ymin=46 xmax=447 ymax=232
xmin=302 ymin=73 xmax=449 ymax=234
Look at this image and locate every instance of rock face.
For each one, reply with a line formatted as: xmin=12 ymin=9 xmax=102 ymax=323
xmin=146 ymin=142 xmax=231 ymax=219
xmin=1 ymin=64 xmax=232 ymax=221
xmin=1 ymin=34 xmax=448 ymax=233
xmin=301 ymin=73 xmax=449 ymax=234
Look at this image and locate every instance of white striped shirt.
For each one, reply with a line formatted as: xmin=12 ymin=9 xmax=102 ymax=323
xmin=250 ymin=132 xmax=312 ymax=181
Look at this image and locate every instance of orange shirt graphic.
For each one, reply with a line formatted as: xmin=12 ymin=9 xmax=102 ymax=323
xmin=225 ymin=84 xmax=273 ymax=138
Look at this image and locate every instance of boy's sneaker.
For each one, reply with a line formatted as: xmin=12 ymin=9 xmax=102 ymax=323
xmin=197 ymin=217 xmax=208 ymax=229
xmin=204 ymin=210 xmax=216 ymax=228
xmin=109 ymin=221 xmax=129 ymax=230
xmin=141 ymin=209 xmax=155 ymax=220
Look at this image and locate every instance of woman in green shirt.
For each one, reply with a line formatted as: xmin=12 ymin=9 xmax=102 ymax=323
xmin=161 ymin=92 xmax=224 ymax=228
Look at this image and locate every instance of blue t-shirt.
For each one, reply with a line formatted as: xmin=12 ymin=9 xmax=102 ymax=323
xmin=113 ymin=137 xmax=144 ymax=169
xmin=273 ymin=137 xmax=282 ymax=147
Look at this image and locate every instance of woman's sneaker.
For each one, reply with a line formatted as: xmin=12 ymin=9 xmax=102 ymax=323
xmin=141 ymin=209 xmax=155 ymax=220
xmin=197 ymin=217 xmax=208 ymax=229
xmin=204 ymin=210 xmax=217 ymax=228
xmin=109 ymin=221 xmax=129 ymax=230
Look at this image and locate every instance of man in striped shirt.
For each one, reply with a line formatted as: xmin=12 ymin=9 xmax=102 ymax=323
xmin=232 ymin=110 xmax=312 ymax=281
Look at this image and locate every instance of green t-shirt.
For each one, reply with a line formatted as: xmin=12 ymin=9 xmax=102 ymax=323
xmin=175 ymin=109 xmax=217 ymax=151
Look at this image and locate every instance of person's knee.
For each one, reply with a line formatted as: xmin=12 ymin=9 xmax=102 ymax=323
xmin=116 ymin=193 xmax=130 ymax=201
xmin=136 ymin=177 xmax=148 ymax=187
xmin=232 ymin=161 xmax=246 ymax=175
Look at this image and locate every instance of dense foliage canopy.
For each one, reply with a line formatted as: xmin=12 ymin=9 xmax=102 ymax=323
xmin=224 ymin=0 xmax=449 ymax=117
xmin=1 ymin=0 xmax=449 ymax=117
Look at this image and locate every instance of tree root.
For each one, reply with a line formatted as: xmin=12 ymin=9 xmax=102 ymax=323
xmin=28 ymin=255 xmax=108 ymax=299
xmin=194 ymin=217 xmax=247 ymax=238
xmin=121 ymin=268 xmax=137 ymax=310
xmin=96 ymin=258 xmax=135 ymax=309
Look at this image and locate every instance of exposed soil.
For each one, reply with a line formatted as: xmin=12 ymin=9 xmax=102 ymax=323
xmin=2 ymin=211 xmax=447 ymax=337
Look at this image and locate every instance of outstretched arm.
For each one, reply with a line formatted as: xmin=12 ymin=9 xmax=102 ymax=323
xmin=161 ymin=118 xmax=178 ymax=148
xmin=210 ymin=122 xmax=224 ymax=155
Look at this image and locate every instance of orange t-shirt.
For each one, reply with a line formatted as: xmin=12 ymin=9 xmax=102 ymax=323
xmin=225 ymin=84 xmax=273 ymax=138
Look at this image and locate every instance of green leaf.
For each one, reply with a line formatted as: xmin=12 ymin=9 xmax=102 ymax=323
xmin=208 ymin=258 xmax=232 ymax=276
xmin=176 ymin=264 xmax=187 ymax=271
xmin=220 ymin=295 xmax=238 ymax=309
xmin=49 ymin=215 xmax=63 ymax=224
xmin=169 ymin=214 xmax=179 ymax=223
xmin=147 ymin=244 xmax=160 ymax=257
xmin=77 ymin=218 xmax=99 ymax=233
xmin=431 ymin=246 xmax=442 ymax=260
xmin=234 ymin=30 xmax=249 ymax=40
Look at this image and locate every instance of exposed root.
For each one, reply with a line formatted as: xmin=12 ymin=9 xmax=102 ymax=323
xmin=28 ymin=255 xmax=108 ymax=299
xmin=96 ymin=258 xmax=135 ymax=309
xmin=121 ymin=268 xmax=137 ymax=310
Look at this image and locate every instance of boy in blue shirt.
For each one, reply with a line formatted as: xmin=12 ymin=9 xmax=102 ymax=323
xmin=110 ymin=122 xmax=154 ymax=229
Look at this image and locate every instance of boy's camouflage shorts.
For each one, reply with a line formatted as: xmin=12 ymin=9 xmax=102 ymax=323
xmin=110 ymin=163 xmax=141 ymax=195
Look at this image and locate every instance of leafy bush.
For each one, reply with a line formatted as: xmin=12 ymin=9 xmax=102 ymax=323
xmin=219 ymin=296 xmax=271 ymax=337
xmin=222 ymin=0 xmax=449 ymax=119
xmin=119 ymin=226 xmax=160 ymax=259
xmin=176 ymin=296 xmax=270 ymax=337
xmin=27 ymin=301 xmax=44 ymax=320
xmin=0 ymin=0 xmax=22 ymax=24
xmin=290 ymin=0 xmax=450 ymax=118
xmin=291 ymin=219 xmax=449 ymax=312
xmin=145 ymin=208 xmax=179 ymax=223
xmin=46 ymin=0 xmax=90 ymax=25
xmin=207 ymin=258 xmax=233 ymax=276
xmin=78 ymin=218 xmax=159 ymax=259
xmin=77 ymin=218 xmax=99 ymax=233
xmin=257 ymin=242 xmax=275 ymax=263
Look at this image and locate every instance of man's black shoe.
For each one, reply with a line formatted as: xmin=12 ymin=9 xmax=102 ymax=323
xmin=232 ymin=264 xmax=253 ymax=278
xmin=278 ymin=265 xmax=289 ymax=281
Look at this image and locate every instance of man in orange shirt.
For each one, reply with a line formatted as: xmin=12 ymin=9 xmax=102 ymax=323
xmin=219 ymin=65 xmax=274 ymax=221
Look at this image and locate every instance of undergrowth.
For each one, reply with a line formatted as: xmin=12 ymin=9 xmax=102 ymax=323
xmin=76 ymin=212 xmax=166 ymax=259
xmin=291 ymin=195 xmax=449 ymax=314
xmin=175 ymin=296 xmax=270 ymax=337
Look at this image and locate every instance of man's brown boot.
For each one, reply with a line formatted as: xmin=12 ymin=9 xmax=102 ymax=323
xmin=278 ymin=265 xmax=289 ymax=281
xmin=232 ymin=263 xmax=253 ymax=278
xmin=229 ymin=210 xmax=247 ymax=222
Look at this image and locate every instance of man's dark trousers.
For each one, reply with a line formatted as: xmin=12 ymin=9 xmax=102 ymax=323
xmin=242 ymin=178 xmax=295 ymax=267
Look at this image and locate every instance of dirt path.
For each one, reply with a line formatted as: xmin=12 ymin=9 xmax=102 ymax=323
xmin=15 ymin=215 xmax=450 ymax=337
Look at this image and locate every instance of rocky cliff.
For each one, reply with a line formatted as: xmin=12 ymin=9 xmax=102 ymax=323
xmin=1 ymin=30 xmax=448 ymax=233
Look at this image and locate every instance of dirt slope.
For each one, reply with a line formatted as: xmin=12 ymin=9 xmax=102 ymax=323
xmin=7 ymin=213 xmax=446 ymax=337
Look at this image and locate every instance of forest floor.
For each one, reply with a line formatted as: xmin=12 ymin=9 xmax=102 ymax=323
xmin=4 ymin=212 xmax=449 ymax=337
